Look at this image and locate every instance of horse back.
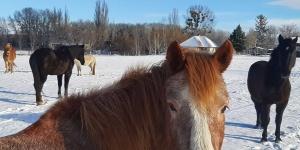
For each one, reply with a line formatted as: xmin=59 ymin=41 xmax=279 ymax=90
xmin=30 ymin=48 xmax=73 ymax=75
xmin=0 ymin=98 xmax=98 ymax=149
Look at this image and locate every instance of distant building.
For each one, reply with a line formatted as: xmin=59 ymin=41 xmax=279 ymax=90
xmin=180 ymin=36 xmax=218 ymax=53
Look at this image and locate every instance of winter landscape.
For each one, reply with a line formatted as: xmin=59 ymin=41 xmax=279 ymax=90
xmin=0 ymin=53 xmax=300 ymax=150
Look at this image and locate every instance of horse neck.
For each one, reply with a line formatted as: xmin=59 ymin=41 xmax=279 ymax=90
xmin=68 ymin=46 xmax=82 ymax=58
xmin=265 ymin=57 xmax=289 ymax=87
xmin=80 ymin=62 xmax=176 ymax=149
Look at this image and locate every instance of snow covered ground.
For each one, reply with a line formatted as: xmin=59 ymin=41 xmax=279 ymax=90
xmin=0 ymin=54 xmax=300 ymax=150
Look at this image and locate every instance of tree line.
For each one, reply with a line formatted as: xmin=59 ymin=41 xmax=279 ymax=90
xmin=0 ymin=1 xmax=298 ymax=55
xmin=229 ymin=14 xmax=300 ymax=54
xmin=0 ymin=1 xmax=230 ymax=55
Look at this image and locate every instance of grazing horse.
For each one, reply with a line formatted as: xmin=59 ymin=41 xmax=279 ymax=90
xmin=74 ymin=55 xmax=96 ymax=76
xmin=3 ymin=43 xmax=16 ymax=73
xmin=247 ymin=35 xmax=298 ymax=143
xmin=29 ymin=45 xmax=85 ymax=105
xmin=0 ymin=40 xmax=234 ymax=150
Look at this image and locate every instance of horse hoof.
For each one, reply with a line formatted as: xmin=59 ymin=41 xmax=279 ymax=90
xmin=36 ymin=101 xmax=44 ymax=106
xmin=275 ymin=137 xmax=282 ymax=143
xmin=260 ymin=138 xmax=268 ymax=142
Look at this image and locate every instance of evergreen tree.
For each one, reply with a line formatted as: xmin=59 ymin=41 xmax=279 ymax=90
xmin=229 ymin=24 xmax=246 ymax=52
xmin=255 ymin=14 xmax=268 ymax=47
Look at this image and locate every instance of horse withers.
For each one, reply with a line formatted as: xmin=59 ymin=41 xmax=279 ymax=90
xmin=0 ymin=40 xmax=233 ymax=150
xmin=74 ymin=55 xmax=96 ymax=76
xmin=3 ymin=43 xmax=16 ymax=73
xmin=247 ymin=35 xmax=298 ymax=142
xmin=29 ymin=45 xmax=85 ymax=105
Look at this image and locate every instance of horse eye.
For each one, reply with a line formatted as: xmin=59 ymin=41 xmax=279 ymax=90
xmin=221 ymin=106 xmax=229 ymax=113
xmin=169 ymin=103 xmax=177 ymax=112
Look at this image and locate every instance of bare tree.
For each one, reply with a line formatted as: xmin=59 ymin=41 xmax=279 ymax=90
xmin=278 ymin=24 xmax=299 ymax=38
xmin=11 ymin=8 xmax=39 ymax=51
xmin=184 ymin=5 xmax=215 ymax=36
xmin=0 ymin=17 xmax=9 ymax=47
xmin=7 ymin=16 xmax=23 ymax=50
xmin=94 ymin=0 xmax=109 ymax=49
xmin=266 ymin=25 xmax=278 ymax=49
xmin=206 ymin=29 xmax=230 ymax=46
xmin=245 ymin=28 xmax=258 ymax=49
xmin=168 ymin=8 xmax=180 ymax=26
xmin=69 ymin=20 xmax=84 ymax=44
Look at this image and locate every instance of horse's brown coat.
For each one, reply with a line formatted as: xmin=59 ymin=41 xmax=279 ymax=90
xmin=3 ymin=43 xmax=16 ymax=73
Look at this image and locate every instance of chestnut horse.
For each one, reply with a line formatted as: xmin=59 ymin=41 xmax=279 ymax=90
xmin=3 ymin=43 xmax=16 ymax=73
xmin=29 ymin=45 xmax=85 ymax=105
xmin=247 ymin=35 xmax=298 ymax=143
xmin=0 ymin=40 xmax=233 ymax=150
xmin=74 ymin=55 xmax=96 ymax=76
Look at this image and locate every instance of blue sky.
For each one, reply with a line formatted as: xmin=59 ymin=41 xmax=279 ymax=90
xmin=1 ymin=0 xmax=300 ymax=32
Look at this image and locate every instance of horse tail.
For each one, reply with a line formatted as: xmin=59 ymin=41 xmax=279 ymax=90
xmin=29 ymin=55 xmax=45 ymax=83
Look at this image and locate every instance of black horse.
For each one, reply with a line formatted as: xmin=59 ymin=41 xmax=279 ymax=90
xmin=29 ymin=45 xmax=85 ymax=105
xmin=247 ymin=35 xmax=298 ymax=143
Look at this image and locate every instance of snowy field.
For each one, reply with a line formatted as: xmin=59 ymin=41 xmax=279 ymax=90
xmin=0 ymin=54 xmax=300 ymax=150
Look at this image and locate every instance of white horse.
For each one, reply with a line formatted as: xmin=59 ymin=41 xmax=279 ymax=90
xmin=75 ymin=55 xmax=96 ymax=76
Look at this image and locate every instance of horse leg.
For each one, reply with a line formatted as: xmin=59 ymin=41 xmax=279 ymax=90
xmin=9 ymin=62 xmax=13 ymax=73
xmin=92 ymin=62 xmax=96 ymax=75
xmin=77 ymin=66 xmax=81 ymax=76
xmin=261 ymin=104 xmax=271 ymax=142
xmin=89 ymin=64 xmax=92 ymax=75
xmin=4 ymin=61 xmax=8 ymax=73
xmin=57 ymin=75 xmax=63 ymax=98
xmin=275 ymin=102 xmax=288 ymax=143
xmin=34 ymin=75 xmax=47 ymax=105
xmin=79 ymin=66 xmax=82 ymax=76
xmin=253 ymin=101 xmax=262 ymax=128
xmin=34 ymin=81 xmax=44 ymax=105
xmin=64 ymin=73 xmax=71 ymax=97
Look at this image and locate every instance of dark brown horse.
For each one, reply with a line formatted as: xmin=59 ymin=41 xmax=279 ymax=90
xmin=29 ymin=45 xmax=85 ymax=105
xmin=247 ymin=35 xmax=298 ymax=143
xmin=3 ymin=43 xmax=16 ymax=73
xmin=0 ymin=40 xmax=233 ymax=150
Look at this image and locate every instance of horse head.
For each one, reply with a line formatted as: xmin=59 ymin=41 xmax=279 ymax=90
xmin=274 ymin=34 xmax=298 ymax=78
xmin=77 ymin=45 xmax=85 ymax=65
xmin=4 ymin=43 xmax=12 ymax=56
xmin=166 ymin=40 xmax=233 ymax=149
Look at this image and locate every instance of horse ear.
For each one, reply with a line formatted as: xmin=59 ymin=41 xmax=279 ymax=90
xmin=213 ymin=40 xmax=234 ymax=73
xmin=293 ymin=36 xmax=298 ymax=44
xmin=278 ymin=34 xmax=284 ymax=44
xmin=166 ymin=41 xmax=185 ymax=73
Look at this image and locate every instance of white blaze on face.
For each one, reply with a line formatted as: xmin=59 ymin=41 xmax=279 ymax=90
xmin=189 ymin=100 xmax=214 ymax=150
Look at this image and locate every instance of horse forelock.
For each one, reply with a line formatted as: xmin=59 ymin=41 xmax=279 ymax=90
xmin=5 ymin=43 xmax=11 ymax=49
xmin=185 ymin=51 xmax=222 ymax=111
xmin=78 ymin=61 xmax=174 ymax=149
